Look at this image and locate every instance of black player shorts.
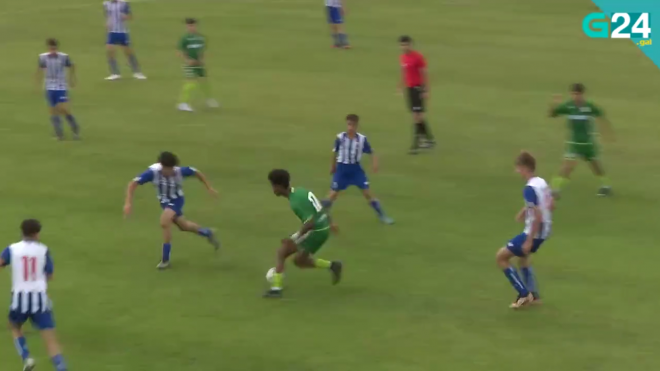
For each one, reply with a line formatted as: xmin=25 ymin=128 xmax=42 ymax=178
xmin=406 ymin=86 xmax=425 ymax=112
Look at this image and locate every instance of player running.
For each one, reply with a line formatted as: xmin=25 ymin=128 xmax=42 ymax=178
xmin=549 ymin=83 xmax=614 ymax=198
xmin=325 ymin=114 xmax=393 ymax=224
xmin=1 ymin=219 xmax=68 ymax=371
xmin=36 ymin=39 xmax=81 ymax=141
xmin=495 ymin=152 xmax=552 ymax=309
xmin=264 ymin=169 xmax=342 ymax=298
xmin=104 ymin=0 xmax=146 ymax=80
xmin=123 ymin=151 xmax=220 ymax=269
xmin=177 ymin=18 xmax=218 ymax=112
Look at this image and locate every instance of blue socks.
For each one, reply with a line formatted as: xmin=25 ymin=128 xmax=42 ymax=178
xmin=197 ymin=228 xmax=212 ymax=237
xmin=108 ymin=57 xmax=119 ymax=75
xmin=521 ymin=266 xmax=539 ymax=297
xmin=503 ymin=267 xmax=529 ymax=297
xmin=52 ymin=354 xmax=67 ymax=371
xmin=65 ymin=115 xmax=79 ymax=136
xmin=369 ymin=200 xmax=385 ymax=218
xmin=14 ymin=336 xmax=29 ymax=360
xmin=128 ymin=54 xmax=141 ymax=73
xmin=51 ymin=115 xmax=63 ymax=139
xmin=162 ymin=243 xmax=171 ymax=262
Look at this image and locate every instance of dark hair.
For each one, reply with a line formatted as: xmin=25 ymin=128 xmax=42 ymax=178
xmin=268 ymin=169 xmax=290 ymax=188
xmin=399 ymin=35 xmax=412 ymax=43
xmin=346 ymin=114 xmax=359 ymax=124
xmin=571 ymin=83 xmax=585 ymax=94
xmin=516 ymin=151 xmax=536 ymax=171
xmin=46 ymin=38 xmax=58 ymax=47
xmin=21 ymin=219 xmax=42 ymax=237
xmin=185 ymin=18 xmax=197 ymax=25
xmin=158 ymin=151 xmax=179 ymax=167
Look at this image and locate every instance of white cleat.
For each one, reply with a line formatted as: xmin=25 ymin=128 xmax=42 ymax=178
xmin=177 ymin=103 xmax=194 ymax=112
xmin=105 ymin=74 xmax=121 ymax=81
xmin=133 ymin=72 xmax=147 ymax=80
xmin=23 ymin=358 xmax=36 ymax=371
xmin=206 ymin=99 xmax=220 ymax=108
xmin=156 ymin=261 xmax=171 ymax=270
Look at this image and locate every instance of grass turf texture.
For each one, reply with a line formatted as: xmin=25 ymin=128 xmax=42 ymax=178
xmin=1 ymin=0 xmax=660 ymax=369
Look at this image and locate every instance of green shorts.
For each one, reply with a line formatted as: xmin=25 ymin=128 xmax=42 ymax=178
xmin=565 ymin=142 xmax=598 ymax=161
xmin=291 ymin=228 xmax=330 ymax=255
xmin=184 ymin=66 xmax=206 ymax=78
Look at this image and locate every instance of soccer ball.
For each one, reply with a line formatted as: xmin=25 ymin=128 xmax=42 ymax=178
xmin=265 ymin=268 xmax=277 ymax=282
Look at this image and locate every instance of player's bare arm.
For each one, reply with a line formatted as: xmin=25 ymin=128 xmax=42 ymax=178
xmin=123 ymin=179 xmax=139 ymax=217
xmin=0 ymin=257 xmax=6 ymax=267
xmin=419 ymin=68 xmax=428 ymax=98
xmin=68 ymin=63 xmax=76 ymax=88
xmin=194 ymin=171 xmax=218 ymax=196
xmin=522 ymin=206 xmax=542 ymax=254
xmin=596 ymin=117 xmax=615 ymax=142
xmin=515 ymin=206 xmax=526 ymax=223
xmin=330 ymin=152 xmax=337 ymax=174
xmin=371 ymin=153 xmax=379 ymax=173
xmin=35 ymin=67 xmax=43 ymax=90
xmin=549 ymin=94 xmax=562 ymax=117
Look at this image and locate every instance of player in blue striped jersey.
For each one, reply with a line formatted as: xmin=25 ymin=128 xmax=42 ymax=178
xmin=325 ymin=114 xmax=393 ymax=224
xmin=123 ymin=151 xmax=220 ymax=269
xmin=496 ymin=152 xmax=553 ymax=309
xmin=35 ymin=39 xmax=81 ymax=140
xmin=325 ymin=0 xmax=350 ymax=48
xmin=103 ymin=0 xmax=146 ymax=80
xmin=1 ymin=219 xmax=68 ymax=371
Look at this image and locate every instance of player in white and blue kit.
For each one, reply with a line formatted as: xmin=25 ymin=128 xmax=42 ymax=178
xmin=496 ymin=152 xmax=553 ymax=309
xmin=1 ymin=219 xmax=68 ymax=371
xmin=325 ymin=114 xmax=393 ymax=224
xmin=124 ymin=151 xmax=220 ymax=269
xmin=36 ymin=39 xmax=80 ymax=140
xmin=104 ymin=0 xmax=146 ymax=80
xmin=325 ymin=0 xmax=350 ymax=48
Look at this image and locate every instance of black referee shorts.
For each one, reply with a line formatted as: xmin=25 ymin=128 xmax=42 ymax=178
xmin=406 ymin=86 xmax=425 ymax=112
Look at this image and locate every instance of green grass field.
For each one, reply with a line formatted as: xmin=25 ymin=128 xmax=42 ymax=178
xmin=1 ymin=0 xmax=660 ymax=369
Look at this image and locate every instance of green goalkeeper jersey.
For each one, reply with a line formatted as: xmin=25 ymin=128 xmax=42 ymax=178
xmin=551 ymin=100 xmax=603 ymax=144
xmin=289 ymin=187 xmax=330 ymax=231
xmin=179 ymin=33 xmax=206 ymax=61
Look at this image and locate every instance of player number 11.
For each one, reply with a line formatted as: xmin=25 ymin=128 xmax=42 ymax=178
xmin=22 ymin=256 xmax=38 ymax=282
xmin=612 ymin=13 xmax=651 ymax=39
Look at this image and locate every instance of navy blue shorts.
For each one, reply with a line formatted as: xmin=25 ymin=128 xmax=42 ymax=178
xmin=160 ymin=197 xmax=184 ymax=217
xmin=107 ymin=32 xmax=130 ymax=46
xmin=331 ymin=167 xmax=369 ymax=191
xmin=507 ymin=233 xmax=545 ymax=257
xmin=45 ymin=90 xmax=68 ymax=107
xmin=9 ymin=310 xmax=55 ymax=330
xmin=326 ymin=6 xmax=343 ymax=24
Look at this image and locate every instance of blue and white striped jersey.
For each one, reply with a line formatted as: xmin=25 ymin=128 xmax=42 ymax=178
xmin=1 ymin=241 xmax=54 ymax=314
xmin=104 ymin=0 xmax=131 ymax=33
xmin=135 ymin=163 xmax=197 ymax=202
xmin=38 ymin=52 xmax=72 ymax=91
xmin=523 ymin=177 xmax=552 ymax=239
xmin=325 ymin=0 xmax=342 ymax=7
xmin=333 ymin=132 xmax=372 ymax=165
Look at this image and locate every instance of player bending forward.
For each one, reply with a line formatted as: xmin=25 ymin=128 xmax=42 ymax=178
xmin=124 ymin=151 xmax=220 ymax=269
xmin=495 ymin=152 xmax=553 ymax=309
xmin=264 ymin=169 xmax=342 ymax=298
xmin=1 ymin=219 xmax=68 ymax=371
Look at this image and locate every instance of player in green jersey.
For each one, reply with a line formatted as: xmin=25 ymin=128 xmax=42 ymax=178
xmin=549 ymin=83 xmax=614 ymax=198
xmin=264 ymin=169 xmax=342 ymax=298
xmin=177 ymin=18 xmax=218 ymax=112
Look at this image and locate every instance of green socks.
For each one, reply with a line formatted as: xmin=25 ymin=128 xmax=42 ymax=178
xmin=271 ymin=272 xmax=283 ymax=290
xmin=313 ymin=259 xmax=332 ymax=269
xmin=180 ymin=81 xmax=197 ymax=103
xmin=551 ymin=176 xmax=569 ymax=192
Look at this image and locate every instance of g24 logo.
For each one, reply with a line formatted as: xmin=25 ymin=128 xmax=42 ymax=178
xmin=582 ymin=12 xmax=651 ymax=39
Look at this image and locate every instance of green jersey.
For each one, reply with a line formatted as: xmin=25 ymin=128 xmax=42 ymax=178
xmin=288 ymin=187 xmax=330 ymax=231
xmin=551 ymin=100 xmax=603 ymax=144
xmin=179 ymin=33 xmax=206 ymax=61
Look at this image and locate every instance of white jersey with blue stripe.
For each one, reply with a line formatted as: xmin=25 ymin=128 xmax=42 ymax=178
xmin=325 ymin=0 xmax=342 ymax=7
xmin=104 ymin=0 xmax=131 ymax=33
xmin=1 ymin=241 xmax=53 ymax=314
xmin=523 ymin=177 xmax=552 ymax=239
xmin=333 ymin=132 xmax=372 ymax=165
xmin=135 ymin=163 xmax=197 ymax=203
xmin=39 ymin=52 xmax=72 ymax=91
